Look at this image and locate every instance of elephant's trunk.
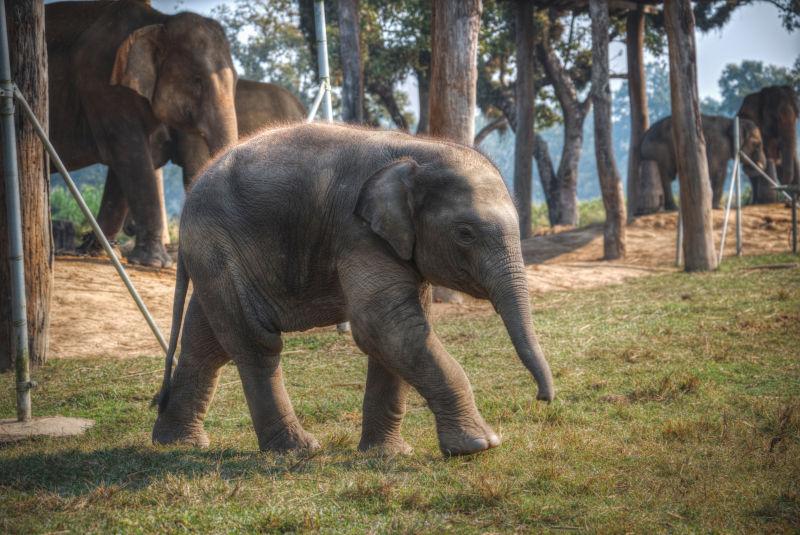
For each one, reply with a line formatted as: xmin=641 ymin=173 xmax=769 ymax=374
xmin=487 ymin=246 xmax=555 ymax=402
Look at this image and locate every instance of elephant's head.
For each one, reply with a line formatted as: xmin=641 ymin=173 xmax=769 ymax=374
xmin=356 ymin=154 xmax=555 ymax=402
xmin=737 ymin=118 xmax=767 ymax=177
xmin=110 ymin=13 xmax=238 ymax=176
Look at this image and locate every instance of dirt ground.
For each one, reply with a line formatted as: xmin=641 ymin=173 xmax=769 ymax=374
xmin=49 ymin=203 xmax=796 ymax=358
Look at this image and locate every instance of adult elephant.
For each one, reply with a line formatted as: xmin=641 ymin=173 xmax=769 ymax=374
xmin=640 ymin=114 xmax=766 ymax=210
xmin=83 ymin=80 xmax=306 ymax=250
xmin=47 ymin=0 xmax=238 ymax=267
xmin=738 ymin=85 xmax=799 ymax=203
xmin=152 ymin=123 xmax=555 ymax=456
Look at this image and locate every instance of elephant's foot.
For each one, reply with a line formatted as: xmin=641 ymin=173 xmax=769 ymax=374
xmin=152 ymin=415 xmax=210 ymax=448
xmin=258 ymin=424 xmax=320 ymax=453
xmin=437 ymin=417 xmax=501 ymax=456
xmin=358 ymin=434 xmax=413 ymax=456
xmin=126 ymin=240 xmax=172 ymax=268
xmin=76 ymin=232 xmax=110 ymax=257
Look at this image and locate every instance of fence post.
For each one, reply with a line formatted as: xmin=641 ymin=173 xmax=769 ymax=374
xmin=314 ymin=1 xmax=333 ymax=123
xmin=734 ymin=116 xmax=742 ymax=257
xmin=0 ymin=0 xmax=32 ymax=422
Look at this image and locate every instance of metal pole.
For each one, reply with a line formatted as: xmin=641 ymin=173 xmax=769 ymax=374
xmin=14 ymin=87 xmax=168 ymax=353
xmin=675 ymin=205 xmax=683 ymax=267
xmin=314 ymin=1 xmax=333 ymax=122
xmin=719 ymin=158 xmax=739 ymax=261
xmin=740 ymin=152 xmax=792 ymax=201
xmin=0 ymin=2 xmax=32 ymax=422
xmin=734 ymin=117 xmax=742 ymax=256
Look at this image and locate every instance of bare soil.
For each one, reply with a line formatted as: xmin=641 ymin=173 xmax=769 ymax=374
xmin=49 ymin=203 xmax=796 ymax=358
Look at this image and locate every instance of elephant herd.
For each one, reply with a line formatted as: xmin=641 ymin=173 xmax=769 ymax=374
xmin=640 ymin=85 xmax=798 ymax=211
xmin=43 ymin=0 xmax=797 ymax=457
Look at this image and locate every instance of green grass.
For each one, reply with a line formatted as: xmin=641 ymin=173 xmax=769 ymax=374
xmin=2 ymin=254 xmax=799 ymax=533
xmin=50 ymin=184 xmax=102 ymax=235
xmin=529 ymin=198 xmax=608 ymax=233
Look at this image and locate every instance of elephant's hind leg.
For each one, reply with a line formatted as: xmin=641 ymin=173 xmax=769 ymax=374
xmin=153 ymin=296 xmax=230 ymax=447
xmin=358 ymin=357 xmax=413 ymax=455
xmin=234 ymin=350 xmax=320 ymax=452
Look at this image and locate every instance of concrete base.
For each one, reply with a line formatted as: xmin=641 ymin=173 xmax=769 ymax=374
xmin=0 ymin=416 xmax=94 ymax=443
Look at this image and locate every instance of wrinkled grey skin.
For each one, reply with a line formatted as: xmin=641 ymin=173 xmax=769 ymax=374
xmin=48 ymin=0 xmax=238 ymax=267
xmin=640 ymin=114 xmax=766 ymax=210
xmin=152 ymin=123 xmax=555 ymax=456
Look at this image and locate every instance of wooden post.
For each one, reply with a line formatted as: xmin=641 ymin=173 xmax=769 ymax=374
xmin=625 ymin=7 xmax=648 ymax=222
xmin=336 ymin=0 xmax=363 ymax=124
xmin=429 ymin=0 xmax=482 ymax=303
xmin=0 ymin=0 xmax=51 ymax=371
xmin=590 ymin=0 xmax=627 ymax=260
xmin=664 ymin=0 xmax=717 ymax=271
xmin=155 ymin=168 xmax=169 ymax=245
xmin=513 ymin=0 xmax=535 ymax=239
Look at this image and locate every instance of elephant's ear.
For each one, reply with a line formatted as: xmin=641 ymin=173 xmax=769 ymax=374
xmin=110 ymin=24 xmax=165 ymax=102
xmin=355 ymin=159 xmax=418 ymax=261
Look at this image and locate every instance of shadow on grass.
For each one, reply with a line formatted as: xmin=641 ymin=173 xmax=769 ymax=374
xmin=522 ymin=224 xmax=603 ymax=264
xmin=0 ymin=446 xmax=304 ymax=496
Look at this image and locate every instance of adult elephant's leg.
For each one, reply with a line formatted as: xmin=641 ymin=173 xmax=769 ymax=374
xmin=710 ymin=163 xmax=725 ymax=209
xmin=77 ymin=168 xmax=128 ymax=255
xmin=342 ymin=257 xmax=499 ymax=456
xmin=111 ymin=152 xmax=172 ymax=267
xmin=153 ymin=296 xmax=230 ymax=447
xmin=359 ymin=357 xmax=412 ymax=454
xmin=659 ymin=161 xmax=678 ymax=211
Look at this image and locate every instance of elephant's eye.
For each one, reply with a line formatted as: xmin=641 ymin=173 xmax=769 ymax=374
xmin=453 ymin=224 xmax=477 ymax=246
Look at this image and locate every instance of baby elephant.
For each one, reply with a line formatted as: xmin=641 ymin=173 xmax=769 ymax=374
xmin=640 ymin=114 xmax=766 ymax=210
xmin=152 ymin=123 xmax=555 ymax=456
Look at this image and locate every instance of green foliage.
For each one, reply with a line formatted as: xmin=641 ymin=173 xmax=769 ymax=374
xmin=1 ymin=254 xmax=798 ymax=532
xmin=49 ymin=185 xmax=101 ymax=234
xmin=715 ymin=59 xmax=800 ymax=116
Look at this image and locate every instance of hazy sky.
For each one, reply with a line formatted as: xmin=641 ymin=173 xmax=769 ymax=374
xmin=124 ymin=1 xmax=800 ymax=100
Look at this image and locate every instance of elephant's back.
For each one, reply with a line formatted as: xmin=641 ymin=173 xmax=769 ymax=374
xmin=235 ymin=81 xmax=307 ymax=137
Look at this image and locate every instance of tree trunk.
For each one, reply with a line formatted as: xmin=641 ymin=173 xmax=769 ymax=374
xmin=533 ymin=134 xmax=559 ymax=226
xmin=0 ymin=0 xmax=52 ymax=371
xmin=337 ymin=0 xmax=363 ymax=124
xmin=625 ymin=7 xmax=648 ymax=222
xmin=513 ymin=1 xmax=535 ymax=239
xmin=429 ymin=0 xmax=481 ymax=144
xmin=536 ymin=24 xmax=589 ymax=227
xmin=429 ymin=0 xmax=482 ymax=304
xmin=416 ymin=65 xmax=430 ymax=134
xmin=664 ymin=0 xmax=717 ymax=271
xmin=590 ymin=0 xmax=626 ymax=260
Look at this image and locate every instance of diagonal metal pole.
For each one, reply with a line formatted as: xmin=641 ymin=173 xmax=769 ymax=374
xmin=14 ymin=87 xmax=167 ymax=353
xmin=0 ymin=1 xmax=32 ymax=422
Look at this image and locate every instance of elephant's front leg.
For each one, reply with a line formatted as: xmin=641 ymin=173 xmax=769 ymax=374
xmin=359 ymin=357 xmax=413 ymax=455
xmin=342 ymin=259 xmax=499 ymax=456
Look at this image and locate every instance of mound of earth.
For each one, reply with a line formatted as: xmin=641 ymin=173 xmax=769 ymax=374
xmin=49 ymin=203 xmax=795 ymax=358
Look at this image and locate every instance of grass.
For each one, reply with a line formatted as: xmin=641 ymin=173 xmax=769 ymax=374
xmin=529 ymin=198 xmax=607 ymax=234
xmin=1 ymin=253 xmax=799 ymax=533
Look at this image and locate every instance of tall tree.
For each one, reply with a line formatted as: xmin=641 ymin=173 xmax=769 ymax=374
xmin=429 ymin=0 xmax=482 ymax=303
xmin=536 ymin=11 xmax=591 ymax=227
xmin=514 ymin=1 xmax=535 ymax=239
xmin=337 ymin=0 xmax=364 ymax=123
xmin=665 ymin=0 xmax=717 ymax=271
xmin=625 ymin=6 xmax=648 ymax=221
xmin=590 ymin=0 xmax=626 ymax=260
xmin=0 ymin=0 xmax=52 ymax=370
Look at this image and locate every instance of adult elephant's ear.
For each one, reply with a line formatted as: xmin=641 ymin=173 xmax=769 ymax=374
xmin=355 ymin=159 xmax=418 ymax=261
xmin=110 ymin=24 xmax=165 ymax=103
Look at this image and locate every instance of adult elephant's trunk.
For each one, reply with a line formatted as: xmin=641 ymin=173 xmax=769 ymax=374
xmin=178 ymin=109 xmax=237 ymax=191
xmin=487 ymin=247 xmax=555 ymax=402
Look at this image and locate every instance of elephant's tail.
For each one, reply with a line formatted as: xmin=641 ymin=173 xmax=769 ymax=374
xmin=153 ymin=251 xmax=190 ymax=414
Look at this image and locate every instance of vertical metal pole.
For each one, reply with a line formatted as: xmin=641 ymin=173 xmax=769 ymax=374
xmin=0 ymin=1 xmax=32 ymax=422
xmin=734 ymin=117 xmax=742 ymax=256
xmin=792 ymin=191 xmax=798 ymax=255
xmin=675 ymin=205 xmax=683 ymax=267
xmin=314 ymin=1 xmax=333 ymax=122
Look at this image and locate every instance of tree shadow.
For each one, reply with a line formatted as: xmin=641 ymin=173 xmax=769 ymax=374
xmin=522 ymin=224 xmax=604 ymax=264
